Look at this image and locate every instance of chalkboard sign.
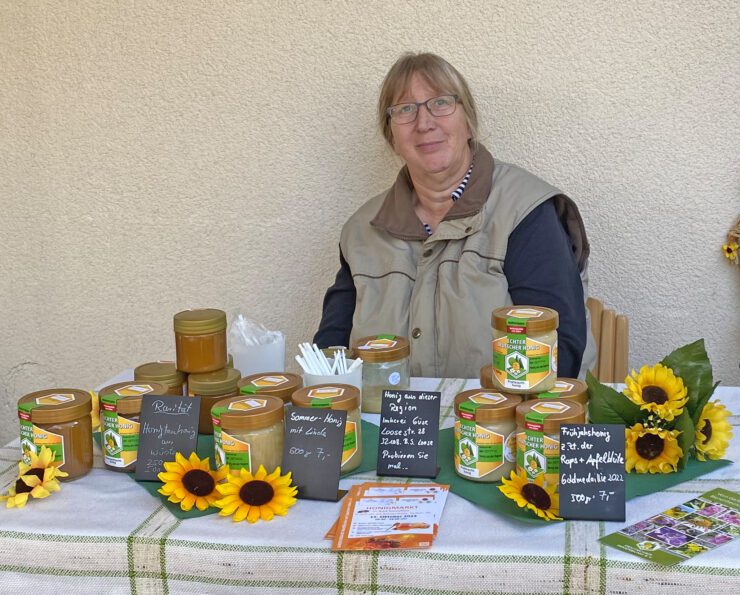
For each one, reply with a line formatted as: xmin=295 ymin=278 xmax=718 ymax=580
xmin=281 ymin=406 xmax=347 ymax=501
xmin=135 ymin=395 xmax=201 ymax=481
xmin=377 ymin=389 xmax=440 ymax=478
xmin=558 ymin=423 xmax=626 ymax=521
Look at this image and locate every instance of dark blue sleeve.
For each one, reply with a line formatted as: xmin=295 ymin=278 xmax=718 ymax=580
xmin=504 ymin=199 xmax=586 ymax=377
xmin=313 ymin=248 xmax=356 ymax=348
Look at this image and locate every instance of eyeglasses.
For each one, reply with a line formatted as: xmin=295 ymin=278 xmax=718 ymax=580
xmin=386 ymin=94 xmax=459 ymax=124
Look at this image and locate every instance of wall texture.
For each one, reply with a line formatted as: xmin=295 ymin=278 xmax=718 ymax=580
xmin=1 ymin=1 xmax=738 ymax=445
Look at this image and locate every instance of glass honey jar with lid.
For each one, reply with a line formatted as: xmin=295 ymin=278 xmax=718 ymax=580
xmin=188 ymin=368 xmax=241 ymax=434
xmin=351 ymin=334 xmax=411 ymax=413
xmin=134 ymin=361 xmax=187 ymax=395
xmin=98 ymin=381 xmax=170 ymax=472
xmin=174 ymin=308 xmax=228 ymax=373
xmin=211 ymin=395 xmax=284 ymax=473
xmin=453 ymin=389 xmax=522 ymax=482
xmin=17 ymin=389 xmax=93 ymax=480
xmin=491 ymin=306 xmax=558 ymax=394
xmin=237 ymin=372 xmax=303 ymax=404
xmin=291 ymin=383 xmax=363 ymax=473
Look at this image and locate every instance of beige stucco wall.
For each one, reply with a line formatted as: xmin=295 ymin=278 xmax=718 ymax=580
xmin=1 ymin=1 xmax=738 ymax=445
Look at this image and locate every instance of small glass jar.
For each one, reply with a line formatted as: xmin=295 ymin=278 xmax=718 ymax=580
xmin=491 ymin=306 xmax=558 ymax=394
xmin=174 ymin=308 xmax=228 ymax=373
xmin=134 ymin=361 xmax=187 ymax=395
xmin=454 ymin=389 xmax=522 ymax=482
xmin=352 ymin=335 xmax=410 ymax=413
xmin=291 ymin=383 xmax=363 ymax=474
xmin=17 ymin=389 xmax=93 ymax=480
xmin=533 ymin=377 xmax=590 ymax=421
xmin=237 ymin=372 xmax=303 ymax=404
xmin=189 ymin=368 xmax=241 ymax=434
xmin=515 ymin=399 xmax=584 ymax=488
xmin=98 ymin=381 xmax=170 ymax=472
xmin=479 ymin=364 xmax=495 ymax=389
xmin=211 ymin=395 xmax=284 ymax=473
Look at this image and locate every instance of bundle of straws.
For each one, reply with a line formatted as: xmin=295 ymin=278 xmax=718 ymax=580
xmin=295 ymin=343 xmax=362 ymax=376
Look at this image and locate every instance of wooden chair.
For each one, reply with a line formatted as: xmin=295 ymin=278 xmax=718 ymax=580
xmin=587 ymin=297 xmax=629 ymax=383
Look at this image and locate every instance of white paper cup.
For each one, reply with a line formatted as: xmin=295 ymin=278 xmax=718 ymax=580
xmin=302 ymin=358 xmax=363 ymax=396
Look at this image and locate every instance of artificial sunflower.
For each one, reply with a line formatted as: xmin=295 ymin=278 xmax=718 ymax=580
xmin=214 ymin=465 xmax=297 ymax=523
xmin=157 ymin=452 xmax=229 ymax=511
xmin=722 ymin=242 xmax=738 ymax=263
xmin=695 ymin=401 xmax=733 ymax=461
xmin=623 ymin=363 xmax=688 ymax=421
xmin=1 ymin=445 xmax=67 ymax=509
xmin=498 ymin=469 xmax=561 ymax=521
xmin=625 ymin=423 xmax=682 ymax=473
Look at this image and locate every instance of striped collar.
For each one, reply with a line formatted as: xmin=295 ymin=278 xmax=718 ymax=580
xmin=370 ymin=145 xmax=495 ymax=241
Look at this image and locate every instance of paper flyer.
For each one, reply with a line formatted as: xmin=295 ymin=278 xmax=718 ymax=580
xmin=601 ymin=488 xmax=740 ymax=565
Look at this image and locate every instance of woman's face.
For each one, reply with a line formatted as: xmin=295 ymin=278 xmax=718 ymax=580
xmin=390 ymin=73 xmax=471 ymax=178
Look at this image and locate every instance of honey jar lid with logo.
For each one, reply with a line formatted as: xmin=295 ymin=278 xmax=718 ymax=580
xmin=454 ymin=389 xmax=522 ymax=423
xmin=535 ymin=378 xmax=588 ymax=405
xmin=351 ymin=334 xmax=410 ymax=363
xmin=211 ymin=395 xmax=284 ymax=431
xmin=491 ymin=306 xmax=558 ymax=333
xmin=98 ymin=382 xmax=170 ymax=415
xmin=515 ymin=399 xmax=584 ymax=433
xmin=18 ymin=389 xmax=92 ymax=424
xmin=237 ymin=372 xmax=302 ymax=402
xmin=291 ymin=383 xmax=360 ymax=411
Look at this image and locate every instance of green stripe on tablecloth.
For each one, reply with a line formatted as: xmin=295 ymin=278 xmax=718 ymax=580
xmin=439 ymin=378 xmax=468 ymax=425
xmin=0 ymin=530 xmax=123 ymax=543
xmin=336 ymin=551 xmax=344 ymax=595
xmin=159 ymin=518 xmax=182 ymax=594
xmin=128 ymin=505 xmax=164 ymax=594
xmin=563 ymin=521 xmax=572 ymax=594
xmin=598 ymin=522 xmax=606 ymax=595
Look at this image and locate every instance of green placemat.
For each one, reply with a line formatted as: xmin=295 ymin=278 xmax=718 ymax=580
xmin=438 ymin=428 xmax=732 ymax=525
xmin=97 ymin=420 xmax=380 ymax=520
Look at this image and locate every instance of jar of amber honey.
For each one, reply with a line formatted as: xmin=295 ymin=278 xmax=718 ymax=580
xmin=174 ymin=308 xmax=228 ymax=374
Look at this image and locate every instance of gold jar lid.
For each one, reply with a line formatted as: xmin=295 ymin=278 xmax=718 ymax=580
xmin=211 ymin=395 xmax=284 ymax=431
xmin=18 ymin=389 xmax=92 ymax=424
xmin=98 ymin=382 xmax=170 ymax=415
xmin=237 ymin=372 xmax=302 ymax=402
xmin=454 ymin=389 xmax=522 ymax=422
xmin=173 ymin=308 xmax=227 ymax=335
xmin=491 ymin=306 xmax=558 ymax=333
xmin=352 ymin=334 xmax=410 ymax=363
xmin=134 ymin=361 xmax=186 ymax=387
xmin=291 ymin=383 xmax=360 ymax=411
xmin=535 ymin=378 xmax=588 ymax=405
xmin=516 ymin=400 xmax=584 ymax=433
xmin=189 ymin=368 xmax=241 ymax=396
xmin=479 ymin=364 xmax=495 ymax=389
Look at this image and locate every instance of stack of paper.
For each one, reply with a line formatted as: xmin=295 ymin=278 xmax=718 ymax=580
xmin=328 ymin=482 xmax=449 ymax=551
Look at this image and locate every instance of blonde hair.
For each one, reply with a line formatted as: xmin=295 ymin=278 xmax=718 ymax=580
xmin=378 ymin=52 xmax=479 ymax=149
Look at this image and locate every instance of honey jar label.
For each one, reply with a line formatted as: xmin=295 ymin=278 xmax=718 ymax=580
xmin=454 ymin=418 xmax=504 ymax=478
xmin=358 ymin=336 xmax=397 ymax=350
xmin=101 ymin=395 xmax=140 ymax=468
xmin=467 ymin=392 xmax=507 ymax=405
xmin=18 ymin=402 xmax=65 ymax=466
xmin=227 ymin=399 xmax=267 ymax=411
xmin=492 ymin=317 xmax=553 ymax=390
xmin=114 ymin=384 xmax=154 ymax=397
xmin=308 ymin=387 xmax=345 ymax=399
xmin=251 ymin=375 xmax=290 ymax=388
xmin=342 ymin=421 xmax=358 ymax=466
xmin=516 ymin=411 xmax=560 ymax=487
xmin=552 ymin=380 xmax=574 ymax=392
xmin=213 ymin=427 xmax=251 ymax=471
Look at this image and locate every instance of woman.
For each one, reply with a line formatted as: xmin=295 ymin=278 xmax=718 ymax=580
xmin=314 ymin=52 xmax=595 ymax=379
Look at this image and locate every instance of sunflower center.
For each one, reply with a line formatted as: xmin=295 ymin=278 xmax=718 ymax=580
xmin=239 ymin=480 xmax=275 ymax=506
xmin=182 ymin=469 xmax=215 ymax=496
xmin=700 ymin=419 xmax=713 ymax=444
xmin=521 ymin=483 xmax=551 ymax=510
xmin=635 ymin=433 xmax=665 ymax=460
xmin=642 ymin=385 xmax=668 ymax=404
xmin=15 ymin=468 xmax=45 ymax=494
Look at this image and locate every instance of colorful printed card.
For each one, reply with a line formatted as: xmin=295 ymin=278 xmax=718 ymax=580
xmin=601 ymin=488 xmax=740 ymax=565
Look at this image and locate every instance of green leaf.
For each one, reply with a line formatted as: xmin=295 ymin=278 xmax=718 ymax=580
xmin=586 ymin=370 xmax=643 ymax=425
xmin=674 ymin=410 xmax=695 ymax=470
xmin=692 ymin=381 xmax=721 ymax=428
xmin=660 ymin=339 xmax=714 ymax=421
